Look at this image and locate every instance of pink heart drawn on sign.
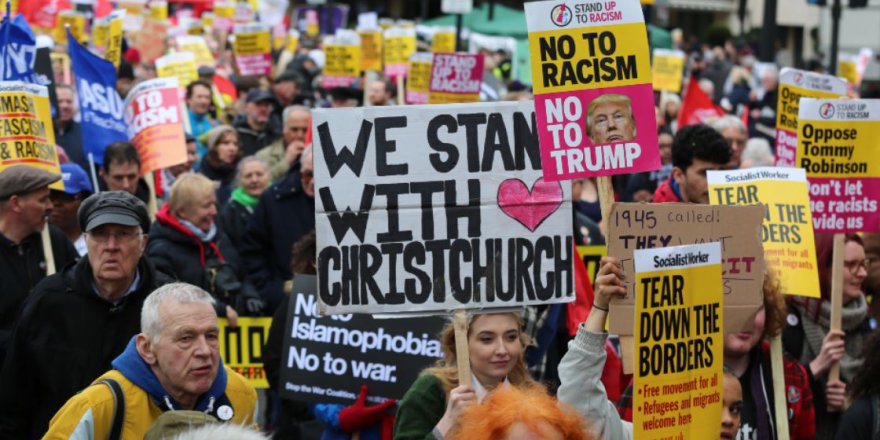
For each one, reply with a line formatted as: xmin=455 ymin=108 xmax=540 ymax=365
xmin=497 ymin=178 xmax=564 ymax=232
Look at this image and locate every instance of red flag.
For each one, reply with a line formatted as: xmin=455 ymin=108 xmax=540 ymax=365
xmin=677 ymin=76 xmax=725 ymax=127
xmin=19 ymin=0 xmax=70 ymax=29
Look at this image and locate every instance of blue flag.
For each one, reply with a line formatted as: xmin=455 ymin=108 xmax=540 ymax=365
xmin=0 ymin=14 xmax=38 ymax=82
xmin=68 ymin=29 xmax=128 ymax=165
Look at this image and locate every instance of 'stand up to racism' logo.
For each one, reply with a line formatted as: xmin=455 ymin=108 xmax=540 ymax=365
xmin=794 ymin=72 xmax=804 ymax=85
xmin=819 ymin=102 xmax=835 ymax=119
xmin=550 ymin=4 xmax=573 ymax=27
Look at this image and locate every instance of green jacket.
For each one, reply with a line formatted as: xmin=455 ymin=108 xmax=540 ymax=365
xmin=255 ymin=139 xmax=290 ymax=183
xmin=394 ymin=374 xmax=445 ymax=440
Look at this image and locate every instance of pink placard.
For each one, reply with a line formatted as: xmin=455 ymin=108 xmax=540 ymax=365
xmin=809 ymin=177 xmax=880 ymax=232
xmin=428 ymin=53 xmax=484 ymax=96
xmin=534 ymin=83 xmax=661 ymax=182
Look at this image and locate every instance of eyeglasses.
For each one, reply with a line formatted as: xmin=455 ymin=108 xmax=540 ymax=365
xmin=844 ymin=259 xmax=870 ymax=274
xmin=86 ymin=229 xmax=142 ymax=244
xmin=301 ymin=169 xmax=313 ymax=178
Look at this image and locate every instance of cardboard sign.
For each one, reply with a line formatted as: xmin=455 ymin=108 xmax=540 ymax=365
xmin=234 ymin=23 xmax=272 ymax=77
xmin=0 ymin=81 xmax=62 ymax=188
xmin=123 ymin=77 xmax=187 ymax=173
xmin=633 ymin=243 xmax=723 ymax=440
xmin=358 ymin=28 xmax=382 ymax=71
xmin=218 ymin=317 xmax=271 ymax=389
xmin=405 ymin=52 xmax=433 ymax=105
xmin=651 ymin=49 xmax=685 ymax=93
xmin=797 ymin=98 xmax=880 ymax=232
xmin=280 ymin=275 xmax=444 ymax=404
xmin=54 ymin=11 xmax=87 ymax=44
xmin=709 ymin=167 xmax=819 ymax=298
xmin=176 ymin=35 xmax=215 ymax=67
xmin=431 ymin=28 xmax=456 ymax=54
xmin=132 ymin=19 xmax=169 ymax=64
xmin=428 ymin=53 xmax=483 ymax=104
xmin=524 ymin=0 xmax=660 ymax=182
xmin=607 ymin=203 xmax=764 ymax=335
xmin=156 ymin=53 xmax=198 ymax=89
xmin=314 ymin=101 xmax=574 ymax=315
xmin=774 ymin=68 xmax=846 ymax=167
xmin=321 ymin=31 xmax=361 ymax=89
xmin=383 ymin=27 xmax=416 ymax=79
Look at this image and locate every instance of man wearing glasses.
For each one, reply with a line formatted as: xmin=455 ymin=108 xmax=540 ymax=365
xmin=0 ymin=191 xmax=171 ymax=440
xmin=710 ymin=115 xmax=748 ymax=169
xmin=256 ymin=105 xmax=311 ymax=182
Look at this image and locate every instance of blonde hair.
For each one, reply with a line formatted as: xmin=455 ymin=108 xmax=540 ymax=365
xmin=167 ymin=173 xmax=218 ymax=214
xmin=585 ymin=93 xmax=634 ymax=135
xmin=422 ymin=312 xmax=536 ymax=395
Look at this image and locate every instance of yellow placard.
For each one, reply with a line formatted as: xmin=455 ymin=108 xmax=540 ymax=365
xmin=105 ymin=14 xmax=125 ymax=69
xmin=839 ymin=60 xmax=858 ymax=87
xmin=92 ymin=21 xmax=109 ymax=52
xmin=149 ymin=2 xmax=168 ymax=20
xmin=156 ymin=53 xmax=198 ymax=88
xmin=218 ymin=317 xmax=272 ymax=389
xmin=287 ymin=30 xmax=300 ymax=53
xmin=234 ymin=30 xmax=272 ymax=56
xmin=651 ymin=49 xmax=684 ymax=93
xmin=407 ymin=57 xmax=432 ymax=94
xmin=384 ymin=36 xmax=416 ymax=66
xmin=528 ymin=22 xmax=651 ymax=95
xmin=709 ymin=168 xmax=819 ymax=297
xmin=55 ymin=12 xmax=87 ymax=44
xmin=358 ymin=30 xmax=382 ymax=71
xmin=0 ymin=82 xmax=63 ymax=190
xmin=575 ymin=244 xmax=607 ymax=281
xmin=324 ymin=44 xmax=361 ymax=78
xmin=177 ymin=36 xmax=215 ymax=67
xmin=214 ymin=3 xmax=234 ymax=18
xmin=431 ymin=31 xmax=456 ymax=53
xmin=633 ymin=243 xmax=723 ymax=440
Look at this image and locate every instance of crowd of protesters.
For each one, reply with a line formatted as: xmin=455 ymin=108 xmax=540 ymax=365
xmin=0 ymin=5 xmax=879 ymax=440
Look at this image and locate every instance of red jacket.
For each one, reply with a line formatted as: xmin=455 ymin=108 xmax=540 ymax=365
xmin=652 ymin=176 xmax=683 ymax=203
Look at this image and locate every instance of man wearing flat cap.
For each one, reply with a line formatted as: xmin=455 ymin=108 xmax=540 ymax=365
xmin=234 ymin=89 xmax=282 ymax=156
xmin=0 ymin=191 xmax=171 ymax=440
xmin=0 ymin=166 xmax=78 ymax=365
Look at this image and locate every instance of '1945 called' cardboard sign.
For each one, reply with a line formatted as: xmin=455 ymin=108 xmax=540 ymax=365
xmin=608 ymin=203 xmax=764 ymax=335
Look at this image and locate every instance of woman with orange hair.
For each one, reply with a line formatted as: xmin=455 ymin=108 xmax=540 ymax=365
xmin=449 ymin=384 xmax=593 ymax=440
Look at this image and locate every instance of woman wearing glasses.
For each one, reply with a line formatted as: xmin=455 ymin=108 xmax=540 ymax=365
xmin=783 ymin=233 xmax=872 ymax=440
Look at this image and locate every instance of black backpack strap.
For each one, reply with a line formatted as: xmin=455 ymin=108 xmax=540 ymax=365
xmin=97 ymin=378 xmax=125 ymax=440
xmin=872 ymin=395 xmax=880 ymax=440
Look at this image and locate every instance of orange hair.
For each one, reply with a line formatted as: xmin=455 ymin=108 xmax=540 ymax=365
xmin=449 ymin=384 xmax=594 ymax=440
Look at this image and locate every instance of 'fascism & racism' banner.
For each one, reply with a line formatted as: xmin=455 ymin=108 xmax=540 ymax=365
xmin=0 ymin=81 xmax=62 ymax=187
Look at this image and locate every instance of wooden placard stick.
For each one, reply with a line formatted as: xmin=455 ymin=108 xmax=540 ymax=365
xmin=827 ymin=233 xmax=845 ymax=411
xmin=454 ymin=309 xmax=471 ymax=387
xmin=770 ymin=335 xmax=791 ymax=438
xmin=396 ymin=74 xmax=404 ymax=106
xmin=41 ymin=225 xmax=56 ymax=276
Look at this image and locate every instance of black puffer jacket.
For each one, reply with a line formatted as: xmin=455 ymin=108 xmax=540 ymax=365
xmin=145 ymin=204 xmax=243 ymax=315
xmin=0 ymin=256 xmax=170 ymax=440
xmin=217 ymin=197 xmax=253 ymax=254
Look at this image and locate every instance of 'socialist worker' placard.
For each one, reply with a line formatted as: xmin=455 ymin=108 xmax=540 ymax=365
xmin=633 ymin=242 xmax=723 ymax=440
xmin=524 ymin=0 xmax=660 ymax=182
xmin=314 ymin=101 xmax=574 ymax=315
xmin=708 ymin=167 xmax=819 ymax=298
xmin=774 ymin=68 xmax=846 ymax=167
xmin=797 ymin=98 xmax=880 ymax=233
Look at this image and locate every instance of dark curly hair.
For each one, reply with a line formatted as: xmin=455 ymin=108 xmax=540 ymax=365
xmin=671 ymin=124 xmax=732 ymax=171
xmin=848 ymin=329 xmax=880 ymax=400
